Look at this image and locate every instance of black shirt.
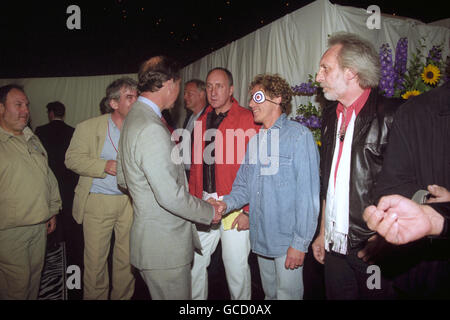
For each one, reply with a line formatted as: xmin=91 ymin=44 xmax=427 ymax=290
xmin=203 ymin=110 xmax=229 ymax=194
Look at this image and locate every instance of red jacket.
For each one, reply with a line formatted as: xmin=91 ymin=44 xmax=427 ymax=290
xmin=189 ymin=98 xmax=260 ymax=211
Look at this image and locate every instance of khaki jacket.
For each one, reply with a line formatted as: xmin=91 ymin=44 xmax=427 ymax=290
xmin=65 ymin=114 xmax=109 ymax=224
xmin=0 ymin=126 xmax=61 ymax=230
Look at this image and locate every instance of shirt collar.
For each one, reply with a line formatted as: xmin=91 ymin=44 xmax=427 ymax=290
xmin=336 ymin=88 xmax=371 ymax=117
xmin=190 ymin=106 xmax=206 ymax=121
xmin=267 ymin=113 xmax=286 ymax=130
xmin=23 ymin=126 xmax=34 ymax=141
xmin=108 ymin=114 xmax=119 ymax=131
xmin=0 ymin=125 xmax=34 ymax=142
xmin=138 ymin=96 xmax=162 ymax=118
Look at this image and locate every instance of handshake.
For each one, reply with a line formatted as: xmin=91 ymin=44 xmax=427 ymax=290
xmin=206 ymin=198 xmax=228 ymax=224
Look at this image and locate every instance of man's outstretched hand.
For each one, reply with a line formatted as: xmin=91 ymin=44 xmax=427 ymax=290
xmin=206 ymin=198 xmax=226 ymax=224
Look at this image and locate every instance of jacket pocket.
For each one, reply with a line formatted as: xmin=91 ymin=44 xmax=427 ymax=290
xmin=275 ymin=154 xmax=293 ymax=187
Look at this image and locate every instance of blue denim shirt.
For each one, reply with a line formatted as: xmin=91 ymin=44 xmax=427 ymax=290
xmin=223 ymin=114 xmax=320 ymax=257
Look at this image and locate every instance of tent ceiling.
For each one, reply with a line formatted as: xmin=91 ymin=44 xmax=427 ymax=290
xmin=1 ymin=0 xmax=447 ymax=78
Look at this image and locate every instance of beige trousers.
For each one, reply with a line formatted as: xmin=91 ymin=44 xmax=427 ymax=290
xmin=0 ymin=223 xmax=47 ymax=300
xmin=82 ymin=193 xmax=134 ymax=300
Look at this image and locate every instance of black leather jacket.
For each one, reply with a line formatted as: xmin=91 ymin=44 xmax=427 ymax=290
xmin=320 ymin=88 xmax=403 ymax=249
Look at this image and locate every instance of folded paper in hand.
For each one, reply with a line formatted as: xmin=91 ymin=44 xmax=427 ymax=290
xmin=222 ymin=209 xmax=243 ymax=231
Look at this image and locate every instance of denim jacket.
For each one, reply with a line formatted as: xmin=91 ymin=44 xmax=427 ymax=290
xmin=223 ymin=114 xmax=320 ymax=257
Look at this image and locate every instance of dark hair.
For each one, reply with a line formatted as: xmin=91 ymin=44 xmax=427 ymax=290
xmin=99 ymin=97 xmax=109 ymax=115
xmin=0 ymin=84 xmax=25 ymax=105
xmin=206 ymin=67 xmax=233 ymax=86
xmin=104 ymin=77 xmax=137 ymax=114
xmin=46 ymin=101 xmax=66 ymax=117
xmin=138 ymin=56 xmax=181 ymax=93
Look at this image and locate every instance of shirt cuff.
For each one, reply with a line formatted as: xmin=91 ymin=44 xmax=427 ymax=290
xmin=222 ymin=196 xmax=236 ymax=214
xmin=428 ymin=202 xmax=450 ymax=238
xmin=290 ymin=234 xmax=310 ymax=253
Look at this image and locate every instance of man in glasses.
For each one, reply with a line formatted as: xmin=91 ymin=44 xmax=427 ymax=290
xmin=216 ymin=74 xmax=320 ymax=299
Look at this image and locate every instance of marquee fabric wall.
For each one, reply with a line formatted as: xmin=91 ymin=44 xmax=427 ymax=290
xmin=0 ymin=73 xmax=137 ymax=129
xmin=1 ymin=0 xmax=449 ymax=129
xmin=177 ymin=0 xmax=450 ymax=125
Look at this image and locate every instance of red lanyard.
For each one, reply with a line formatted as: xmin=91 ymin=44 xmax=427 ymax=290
xmin=107 ymin=121 xmax=118 ymax=153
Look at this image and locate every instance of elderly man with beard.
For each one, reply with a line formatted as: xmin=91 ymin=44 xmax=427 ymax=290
xmin=311 ymin=32 xmax=404 ymax=299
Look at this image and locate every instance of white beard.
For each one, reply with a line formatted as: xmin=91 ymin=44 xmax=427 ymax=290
xmin=324 ymin=90 xmax=338 ymax=101
xmin=322 ymin=79 xmax=348 ymax=102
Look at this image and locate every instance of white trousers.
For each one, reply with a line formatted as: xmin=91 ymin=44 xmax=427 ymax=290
xmin=257 ymin=254 xmax=304 ymax=300
xmin=191 ymin=224 xmax=251 ymax=300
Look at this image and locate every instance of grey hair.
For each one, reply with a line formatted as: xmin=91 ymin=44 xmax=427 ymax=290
xmin=328 ymin=32 xmax=380 ymax=88
xmin=185 ymin=79 xmax=206 ymax=93
xmin=104 ymin=77 xmax=137 ymax=113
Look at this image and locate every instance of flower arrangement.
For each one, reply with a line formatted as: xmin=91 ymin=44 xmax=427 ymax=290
xmin=290 ymin=37 xmax=447 ymax=147
xmin=379 ymin=37 xmax=447 ymax=99
xmin=291 ymin=74 xmax=322 ymax=146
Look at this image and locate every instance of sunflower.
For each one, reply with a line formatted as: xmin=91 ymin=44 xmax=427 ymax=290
xmin=401 ymin=90 xmax=421 ymax=99
xmin=421 ymin=64 xmax=441 ymax=85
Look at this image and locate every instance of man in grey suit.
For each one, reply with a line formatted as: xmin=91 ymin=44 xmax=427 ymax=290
xmin=117 ymin=56 xmax=222 ymax=300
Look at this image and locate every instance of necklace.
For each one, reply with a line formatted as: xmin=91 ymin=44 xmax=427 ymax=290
xmin=338 ymin=110 xmax=348 ymax=142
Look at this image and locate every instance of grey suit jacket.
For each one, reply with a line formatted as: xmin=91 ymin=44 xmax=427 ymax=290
xmin=117 ymin=100 xmax=213 ymax=270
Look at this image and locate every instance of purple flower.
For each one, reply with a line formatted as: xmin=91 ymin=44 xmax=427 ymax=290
xmin=308 ymin=115 xmax=321 ymax=129
xmin=428 ymin=45 xmax=442 ymax=64
xmin=394 ymin=37 xmax=408 ymax=89
xmin=294 ymin=115 xmax=306 ymax=126
xmin=292 ymin=81 xmax=317 ymax=96
xmin=293 ymin=115 xmax=322 ymax=129
xmin=379 ymin=43 xmax=396 ymax=97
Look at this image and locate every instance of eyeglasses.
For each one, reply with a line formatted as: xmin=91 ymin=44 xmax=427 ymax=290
xmin=252 ymin=90 xmax=278 ymax=105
